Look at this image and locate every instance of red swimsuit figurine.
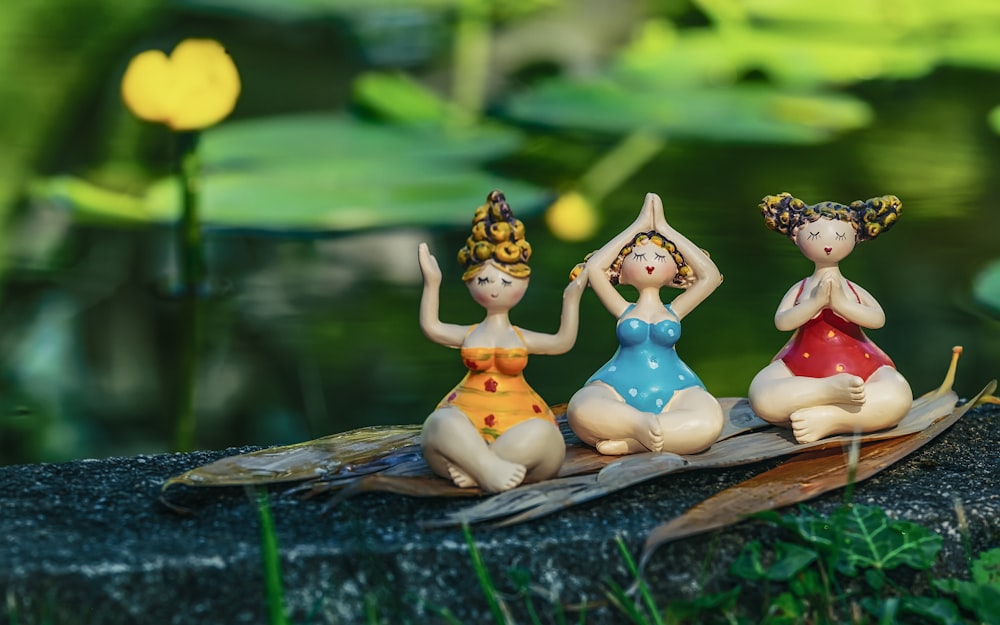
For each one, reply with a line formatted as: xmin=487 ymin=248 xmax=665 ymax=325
xmin=748 ymin=193 xmax=912 ymax=443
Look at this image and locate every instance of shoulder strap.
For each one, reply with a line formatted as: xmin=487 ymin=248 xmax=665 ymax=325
xmin=617 ymin=303 xmax=637 ymax=320
xmin=793 ymin=279 xmax=807 ymax=305
xmin=511 ymin=326 xmax=527 ymax=346
xmin=845 ymin=280 xmax=861 ymax=303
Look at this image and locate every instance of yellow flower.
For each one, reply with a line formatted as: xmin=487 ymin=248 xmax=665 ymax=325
xmin=545 ymin=191 xmax=599 ymax=242
xmin=121 ymin=39 xmax=241 ymax=131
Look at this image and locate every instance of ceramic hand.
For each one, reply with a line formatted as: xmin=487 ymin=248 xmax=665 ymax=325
xmin=809 ymin=274 xmax=835 ymax=305
xmin=650 ymin=193 xmax=671 ymax=234
xmin=636 ymin=192 xmax=658 ymax=232
xmin=828 ymin=276 xmax=854 ymax=309
xmin=564 ymin=270 xmax=588 ymax=300
xmin=418 ymin=242 xmax=442 ymax=287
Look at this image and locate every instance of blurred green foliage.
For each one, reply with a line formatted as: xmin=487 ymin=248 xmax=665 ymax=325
xmin=2 ymin=0 xmax=1000 ymax=464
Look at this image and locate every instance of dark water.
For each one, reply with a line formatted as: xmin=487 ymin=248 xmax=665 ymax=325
xmin=2 ymin=70 xmax=999 ymax=465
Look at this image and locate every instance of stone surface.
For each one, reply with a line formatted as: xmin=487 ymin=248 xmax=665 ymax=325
xmin=2 ymin=403 xmax=998 ymax=624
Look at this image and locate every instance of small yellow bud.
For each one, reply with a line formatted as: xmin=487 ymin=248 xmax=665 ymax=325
xmin=545 ymin=191 xmax=599 ymax=242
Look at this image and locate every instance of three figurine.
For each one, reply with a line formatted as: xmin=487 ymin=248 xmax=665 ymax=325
xmin=418 ymin=189 xmax=910 ymax=492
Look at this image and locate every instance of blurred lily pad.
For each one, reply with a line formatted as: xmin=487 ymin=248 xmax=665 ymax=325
xmin=617 ymin=1 xmax=1000 ymax=88
xmin=973 ymin=260 xmax=1000 ymax=317
xmin=504 ymin=79 xmax=872 ymax=144
xmin=33 ymin=114 xmax=547 ymax=232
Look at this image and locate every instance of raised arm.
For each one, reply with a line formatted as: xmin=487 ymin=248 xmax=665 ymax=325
xmin=650 ymin=194 xmax=721 ymax=319
xmin=587 ymin=193 xmax=658 ymax=318
xmin=417 ymin=243 xmax=469 ymax=347
xmin=518 ymin=272 xmax=588 ymax=354
xmin=829 ymin=279 xmax=886 ymax=329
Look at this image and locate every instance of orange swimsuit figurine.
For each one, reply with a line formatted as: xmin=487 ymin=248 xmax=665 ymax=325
xmin=417 ymin=191 xmax=586 ymax=493
xmin=748 ymin=193 xmax=912 ymax=444
xmin=438 ymin=327 xmax=556 ymax=441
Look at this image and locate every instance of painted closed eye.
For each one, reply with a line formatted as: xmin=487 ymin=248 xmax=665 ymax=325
xmin=477 ymin=276 xmax=490 ymax=285
xmin=835 ymin=232 xmax=847 ymax=240
xmin=633 ymin=252 xmax=647 ymax=261
xmin=654 ymin=252 xmax=667 ymax=263
xmin=501 ymin=278 xmax=512 ymax=287
xmin=807 ymin=232 xmax=820 ymax=240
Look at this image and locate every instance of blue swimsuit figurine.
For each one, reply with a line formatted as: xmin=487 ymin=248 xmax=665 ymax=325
xmin=567 ymin=193 xmax=724 ymax=456
xmin=587 ymin=304 xmax=705 ymax=414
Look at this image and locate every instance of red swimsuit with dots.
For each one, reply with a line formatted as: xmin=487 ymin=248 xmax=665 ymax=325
xmin=775 ymin=279 xmax=895 ymax=380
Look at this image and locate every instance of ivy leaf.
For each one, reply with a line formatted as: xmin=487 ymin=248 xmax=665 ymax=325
xmin=775 ymin=505 xmax=941 ymax=576
xmin=795 ymin=505 xmax=942 ymax=576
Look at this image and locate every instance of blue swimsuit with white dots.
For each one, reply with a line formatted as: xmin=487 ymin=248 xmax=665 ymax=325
xmin=586 ymin=304 xmax=704 ymax=413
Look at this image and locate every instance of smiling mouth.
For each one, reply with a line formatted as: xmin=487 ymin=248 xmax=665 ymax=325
xmin=824 ymin=247 xmax=832 ymax=255
xmin=645 ymin=266 xmax=655 ymax=274
xmin=490 ymin=293 xmax=499 ymax=298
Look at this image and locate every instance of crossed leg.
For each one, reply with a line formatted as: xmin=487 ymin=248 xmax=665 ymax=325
xmin=421 ymin=407 xmax=565 ymax=492
xmin=749 ymin=361 xmax=912 ymax=443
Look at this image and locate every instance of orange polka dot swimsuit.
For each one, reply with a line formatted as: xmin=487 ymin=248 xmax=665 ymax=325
xmin=775 ymin=279 xmax=894 ymax=380
xmin=436 ymin=327 xmax=556 ymax=441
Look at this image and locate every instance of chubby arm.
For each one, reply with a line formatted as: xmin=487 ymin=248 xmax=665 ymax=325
xmin=586 ymin=193 xmax=658 ymax=318
xmin=773 ymin=278 xmax=829 ymax=331
xmin=417 ymin=243 xmax=469 ymax=347
xmin=651 ymin=195 xmax=721 ymax=319
xmin=518 ymin=272 xmax=588 ymax=354
xmin=829 ymin=279 xmax=886 ymax=329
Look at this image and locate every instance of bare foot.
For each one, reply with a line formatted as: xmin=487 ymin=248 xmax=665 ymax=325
xmin=629 ymin=412 xmax=664 ymax=453
xmin=790 ymin=405 xmax=853 ymax=443
xmin=447 ymin=458 xmax=527 ymax=493
xmin=446 ymin=463 xmax=478 ymax=488
xmin=826 ymin=374 xmax=866 ymax=405
xmin=596 ymin=438 xmax=649 ymax=455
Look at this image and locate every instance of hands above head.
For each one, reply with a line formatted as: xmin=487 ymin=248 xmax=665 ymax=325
xmin=418 ymin=243 xmax=442 ymax=287
xmin=637 ymin=192 xmax=660 ymax=233
xmin=648 ymin=192 xmax=671 ymax=234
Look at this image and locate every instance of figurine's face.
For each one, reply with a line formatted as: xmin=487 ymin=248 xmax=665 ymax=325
xmin=466 ymin=262 xmax=528 ymax=311
xmin=794 ymin=218 xmax=856 ymax=264
xmin=619 ymin=242 xmax=677 ymax=288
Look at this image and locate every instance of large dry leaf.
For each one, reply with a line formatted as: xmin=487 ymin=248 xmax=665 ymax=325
xmin=162 ymin=349 xmax=977 ymax=530
xmin=162 ymin=424 xmax=421 ymax=488
xmin=638 ymin=378 xmax=997 ymax=566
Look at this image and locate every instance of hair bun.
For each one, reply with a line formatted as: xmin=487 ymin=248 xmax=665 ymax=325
xmin=459 ymin=190 xmax=532 ymax=280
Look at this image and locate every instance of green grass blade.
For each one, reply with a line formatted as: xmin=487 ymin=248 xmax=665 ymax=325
xmin=255 ymin=488 xmax=290 ymax=625
xmin=462 ymin=522 xmax=510 ymax=625
xmin=616 ymin=536 xmax=665 ymax=625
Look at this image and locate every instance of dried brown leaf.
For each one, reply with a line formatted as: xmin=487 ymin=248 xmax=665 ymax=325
xmin=638 ymin=379 xmax=996 ymax=566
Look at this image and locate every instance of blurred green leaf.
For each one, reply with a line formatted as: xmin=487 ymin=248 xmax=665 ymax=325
xmin=972 ymin=547 xmax=1000 ymax=586
xmin=353 ymin=72 xmax=451 ymax=125
xmin=173 ymin=0 xmax=560 ymax=20
xmin=0 ymin=0 xmax=154 ymax=216
xmin=973 ymin=260 xmax=1000 ymax=317
xmin=504 ymin=78 xmax=871 ymax=143
xmin=988 ymin=105 xmax=1000 ymax=135
xmin=34 ymin=114 xmax=546 ymax=232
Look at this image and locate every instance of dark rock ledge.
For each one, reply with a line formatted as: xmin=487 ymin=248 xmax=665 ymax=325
xmin=1 ymin=404 xmax=998 ymax=624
